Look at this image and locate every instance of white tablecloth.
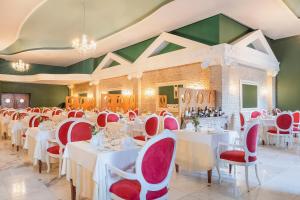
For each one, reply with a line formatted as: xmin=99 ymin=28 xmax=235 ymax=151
xmin=10 ymin=120 xmax=27 ymax=146
xmin=175 ymin=129 xmax=238 ymax=171
xmin=62 ymin=141 xmax=139 ymax=200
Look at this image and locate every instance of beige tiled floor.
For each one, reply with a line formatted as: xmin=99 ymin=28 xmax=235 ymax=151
xmin=0 ymin=139 xmax=300 ymax=200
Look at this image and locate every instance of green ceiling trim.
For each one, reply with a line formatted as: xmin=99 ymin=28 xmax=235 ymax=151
xmin=1 ymin=0 xmax=172 ymax=55
xmin=114 ymin=37 xmax=157 ymax=62
xmin=103 ymin=60 xmax=120 ymax=69
xmin=218 ymin=14 xmax=252 ymax=44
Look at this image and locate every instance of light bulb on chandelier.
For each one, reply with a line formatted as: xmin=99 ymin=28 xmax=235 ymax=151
xmin=72 ymin=0 xmax=96 ymax=53
xmin=11 ymin=60 xmax=30 ymax=72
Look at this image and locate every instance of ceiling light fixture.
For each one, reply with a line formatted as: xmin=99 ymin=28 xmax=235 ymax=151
xmin=11 ymin=60 xmax=30 ymax=72
xmin=72 ymin=0 xmax=96 ymax=53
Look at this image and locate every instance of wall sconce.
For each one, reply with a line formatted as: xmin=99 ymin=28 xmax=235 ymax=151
xmin=145 ymin=88 xmax=155 ymax=96
xmin=19 ymin=98 xmax=25 ymax=103
xmin=5 ymin=98 xmax=11 ymax=103
xmin=122 ymin=90 xmax=132 ymax=96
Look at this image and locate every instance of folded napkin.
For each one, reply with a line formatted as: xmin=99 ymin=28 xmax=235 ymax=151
xmin=91 ymin=131 xmax=104 ymax=147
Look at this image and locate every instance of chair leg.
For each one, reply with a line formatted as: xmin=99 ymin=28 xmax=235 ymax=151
xmin=58 ymin=158 xmax=62 ymax=178
xmin=216 ymin=160 xmax=221 ymax=184
xmin=255 ymin=164 xmax=261 ymax=185
xmin=245 ymin=166 xmax=249 ymax=192
xmin=46 ymin=154 xmax=50 ymax=173
xmin=175 ymin=164 xmax=179 ymax=173
xmin=229 ymin=164 xmax=232 ymax=174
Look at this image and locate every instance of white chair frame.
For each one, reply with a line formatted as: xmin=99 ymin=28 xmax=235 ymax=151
xmin=46 ymin=118 xmax=75 ymax=177
xmin=216 ymin=121 xmax=261 ymax=192
xmin=266 ymin=111 xmax=293 ymax=147
xmin=107 ymin=131 xmax=177 ymax=199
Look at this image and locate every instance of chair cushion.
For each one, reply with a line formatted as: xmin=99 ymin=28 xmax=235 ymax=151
xmin=220 ymin=150 xmax=257 ymax=163
xmin=133 ymin=135 xmax=146 ymax=141
xmin=47 ymin=145 xmax=60 ymax=154
xmin=109 ymin=179 xmax=168 ymax=200
xmin=267 ymin=127 xmax=289 ymax=134
xmin=293 ymin=127 xmax=300 ymax=132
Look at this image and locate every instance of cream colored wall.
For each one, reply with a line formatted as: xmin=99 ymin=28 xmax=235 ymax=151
xmin=140 ymin=63 xmax=217 ymax=113
xmin=72 ymin=82 xmax=96 ymax=99
xmin=221 ymin=64 xmax=273 ymax=130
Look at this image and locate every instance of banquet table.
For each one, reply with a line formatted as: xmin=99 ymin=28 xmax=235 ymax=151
xmin=62 ymin=141 xmax=139 ymax=200
xmin=174 ymin=129 xmax=238 ymax=184
xmin=24 ymin=124 xmax=56 ymax=173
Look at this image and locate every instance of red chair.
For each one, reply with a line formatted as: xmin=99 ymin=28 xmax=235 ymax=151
xmin=133 ymin=114 xmax=159 ymax=144
xmin=29 ymin=115 xmax=41 ymax=127
xmin=163 ymin=115 xmax=179 ymax=131
xmin=46 ymin=118 xmax=75 ymax=176
xmin=52 ymin=109 xmax=63 ymax=116
xmin=42 ymin=108 xmax=51 ymax=113
xmin=25 ymin=107 xmax=32 ymax=112
xmin=32 ymin=107 xmax=41 ymax=113
xmin=134 ymin=108 xmax=139 ymax=116
xmin=159 ymin=110 xmax=167 ymax=116
xmin=97 ymin=112 xmax=108 ymax=128
xmin=75 ymin=110 xmax=85 ymax=118
xmin=67 ymin=110 xmax=76 ymax=118
xmin=239 ymin=112 xmax=245 ymax=131
xmin=267 ymin=112 xmax=293 ymax=147
xmin=217 ymin=121 xmax=261 ymax=192
xmin=106 ymin=112 xmax=120 ymax=123
xmin=292 ymin=111 xmax=300 ymax=136
xmin=128 ymin=110 xmax=137 ymax=121
xmin=67 ymin=119 xmax=93 ymax=143
xmin=251 ymin=111 xmax=261 ymax=119
xmin=108 ymin=131 xmax=176 ymax=200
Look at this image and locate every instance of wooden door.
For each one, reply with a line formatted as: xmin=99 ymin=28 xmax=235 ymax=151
xmin=1 ymin=93 xmax=30 ymax=109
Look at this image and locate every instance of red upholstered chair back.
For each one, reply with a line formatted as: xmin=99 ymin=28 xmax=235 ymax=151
xmin=240 ymin=112 xmax=245 ymax=129
xmin=7 ymin=111 xmax=14 ymax=116
xmin=159 ymin=110 xmax=167 ymax=116
xmin=29 ymin=115 xmax=40 ymax=127
xmin=32 ymin=108 xmax=41 ymax=113
xmin=106 ymin=112 xmax=120 ymax=123
xmin=43 ymin=108 xmax=51 ymax=113
xmin=134 ymin=108 xmax=139 ymax=116
xmin=11 ymin=112 xmax=18 ymax=120
xmin=242 ymin=121 xmax=260 ymax=162
xmin=75 ymin=111 xmax=84 ymax=118
xmin=97 ymin=112 xmax=107 ymax=128
xmin=163 ymin=116 xmax=179 ymax=131
xmin=55 ymin=119 xmax=75 ymax=148
xmin=25 ymin=107 xmax=32 ymax=112
xmin=292 ymin=111 xmax=300 ymax=126
xmin=68 ymin=110 xmax=76 ymax=118
xmin=145 ymin=114 xmax=159 ymax=136
xmin=52 ymin=109 xmax=63 ymax=116
xmin=128 ymin=110 xmax=137 ymax=121
xmin=67 ymin=119 xmax=93 ymax=143
xmin=19 ymin=112 xmax=27 ymax=120
xmin=251 ymin=111 xmax=261 ymax=119
xmin=276 ymin=112 xmax=293 ymax=133
xmin=135 ymin=131 xmax=176 ymax=194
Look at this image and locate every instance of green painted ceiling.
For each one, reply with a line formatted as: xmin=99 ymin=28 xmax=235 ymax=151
xmin=0 ymin=0 xmax=171 ymax=55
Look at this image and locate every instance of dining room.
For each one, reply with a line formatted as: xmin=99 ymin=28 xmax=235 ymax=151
xmin=0 ymin=0 xmax=300 ymax=200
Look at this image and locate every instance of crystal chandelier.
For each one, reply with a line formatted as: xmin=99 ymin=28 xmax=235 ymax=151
xmin=11 ymin=60 xmax=30 ymax=72
xmin=72 ymin=0 xmax=96 ymax=53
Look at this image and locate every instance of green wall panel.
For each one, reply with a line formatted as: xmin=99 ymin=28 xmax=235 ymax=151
xmin=0 ymin=81 xmax=69 ymax=107
xmin=271 ymin=36 xmax=300 ymax=111
xmin=242 ymin=84 xmax=258 ymax=108
xmin=0 ymin=59 xmax=68 ymax=75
